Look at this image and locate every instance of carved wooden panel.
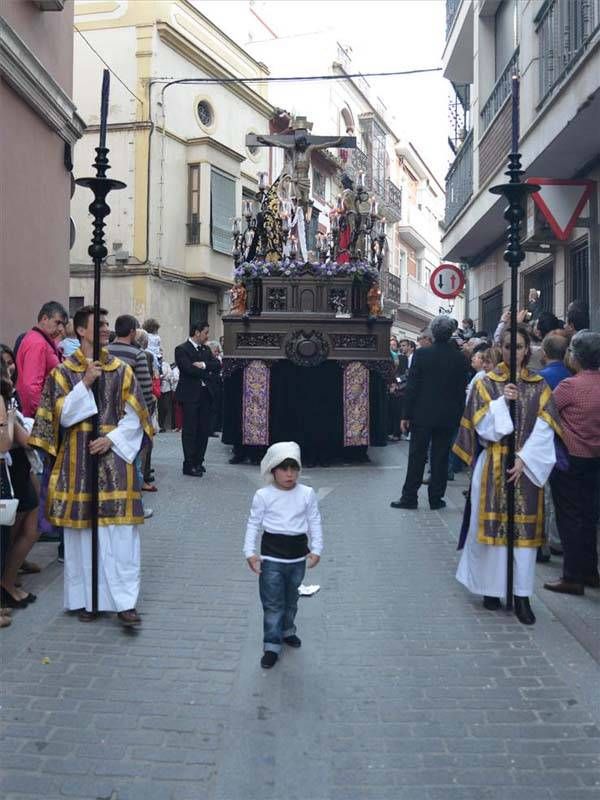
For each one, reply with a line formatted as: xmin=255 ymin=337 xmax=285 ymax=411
xmin=331 ymin=334 xmax=377 ymax=349
xmin=237 ymin=332 xmax=282 ymax=348
xmin=267 ymin=288 xmax=287 ymax=311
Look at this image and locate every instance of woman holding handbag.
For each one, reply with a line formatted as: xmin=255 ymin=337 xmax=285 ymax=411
xmin=0 ymin=360 xmax=38 ymax=610
xmin=0 ymin=370 xmax=17 ymax=627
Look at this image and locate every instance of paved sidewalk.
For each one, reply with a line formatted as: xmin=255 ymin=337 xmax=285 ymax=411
xmin=1 ymin=434 xmax=599 ymax=800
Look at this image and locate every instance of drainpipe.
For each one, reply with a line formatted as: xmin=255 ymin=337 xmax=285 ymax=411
xmin=588 ymin=188 xmax=600 ymax=331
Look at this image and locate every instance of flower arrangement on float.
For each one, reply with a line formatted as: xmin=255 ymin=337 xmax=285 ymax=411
xmin=233 ymin=258 xmax=379 ymax=285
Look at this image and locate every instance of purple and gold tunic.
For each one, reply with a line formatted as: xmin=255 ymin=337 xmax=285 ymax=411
xmin=29 ymin=349 xmax=153 ymax=529
xmin=453 ymin=363 xmax=562 ymax=548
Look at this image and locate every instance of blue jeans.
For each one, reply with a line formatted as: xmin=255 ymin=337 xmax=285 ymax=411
xmin=259 ymin=559 xmax=306 ymax=653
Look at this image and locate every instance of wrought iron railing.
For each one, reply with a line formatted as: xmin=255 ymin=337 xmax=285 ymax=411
xmin=385 ymin=179 xmax=402 ymax=219
xmin=446 ymin=0 xmax=463 ymax=36
xmin=448 ymin=82 xmax=471 ymax=154
xmin=347 ymin=147 xmax=369 ymax=184
xmin=480 ymin=47 xmax=519 ymax=134
xmin=186 ymin=220 xmax=200 ymax=245
xmin=536 ymin=0 xmax=600 ymax=105
xmin=383 ymin=271 xmax=402 ymax=305
xmin=445 ymin=129 xmax=473 ymax=227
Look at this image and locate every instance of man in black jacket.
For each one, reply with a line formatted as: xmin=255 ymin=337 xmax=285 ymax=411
xmin=391 ymin=315 xmax=469 ymax=510
xmin=174 ymin=321 xmax=221 ymax=477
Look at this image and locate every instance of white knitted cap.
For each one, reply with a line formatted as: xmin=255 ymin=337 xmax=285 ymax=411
xmin=260 ymin=441 xmax=302 ymax=483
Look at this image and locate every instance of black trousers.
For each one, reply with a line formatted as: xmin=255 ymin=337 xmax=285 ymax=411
xmin=401 ymin=424 xmax=455 ymax=505
xmin=181 ymin=392 xmax=212 ymax=469
xmin=550 ymin=457 xmax=600 ymax=583
xmin=157 ymin=391 xmax=173 ymax=431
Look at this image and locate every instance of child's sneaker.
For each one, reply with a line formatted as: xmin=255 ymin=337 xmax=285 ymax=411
xmin=260 ymin=651 xmax=278 ymax=669
xmin=283 ymin=635 xmax=302 ymax=648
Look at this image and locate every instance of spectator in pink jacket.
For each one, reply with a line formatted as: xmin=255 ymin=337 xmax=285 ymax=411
xmin=15 ymin=301 xmax=68 ymax=417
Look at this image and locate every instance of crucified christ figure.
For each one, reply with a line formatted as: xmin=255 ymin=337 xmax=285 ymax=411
xmin=247 ymin=121 xmax=356 ymax=213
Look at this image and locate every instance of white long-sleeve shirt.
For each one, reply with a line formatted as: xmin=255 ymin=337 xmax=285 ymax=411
xmin=243 ymin=483 xmax=323 ymax=561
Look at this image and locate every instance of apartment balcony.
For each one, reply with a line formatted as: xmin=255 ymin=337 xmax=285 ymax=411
xmin=382 ymin=270 xmax=402 ymax=307
xmin=395 ymin=274 xmax=440 ymax=325
xmin=537 ymin=0 xmax=600 ymax=106
xmin=345 ymin=146 xmax=368 ymax=184
xmin=444 ymin=130 xmax=472 ymax=227
xmin=442 ymin=0 xmax=474 ymax=84
xmin=480 ymin=48 xmax=519 ymax=134
xmin=383 ymin=178 xmax=402 ymax=223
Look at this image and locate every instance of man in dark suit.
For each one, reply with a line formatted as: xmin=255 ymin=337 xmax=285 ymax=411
xmin=391 ymin=315 xmax=469 ymax=510
xmin=174 ymin=321 xmax=221 ymax=477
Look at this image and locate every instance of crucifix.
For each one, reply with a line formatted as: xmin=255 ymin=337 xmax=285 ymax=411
xmin=246 ymin=117 xmax=356 ymax=213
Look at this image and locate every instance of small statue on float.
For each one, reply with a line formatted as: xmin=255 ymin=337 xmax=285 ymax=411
xmin=367 ymin=282 xmax=382 ymax=317
xmin=336 ymin=173 xmax=357 ymax=264
xmin=230 ymin=283 xmax=247 ymax=315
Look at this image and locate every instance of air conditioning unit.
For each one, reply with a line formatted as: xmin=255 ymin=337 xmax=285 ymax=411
xmin=114 ymin=250 xmax=129 ymax=264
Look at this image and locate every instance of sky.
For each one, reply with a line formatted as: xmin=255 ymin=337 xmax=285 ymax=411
xmin=194 ymin=0 xmax=450 ymax=184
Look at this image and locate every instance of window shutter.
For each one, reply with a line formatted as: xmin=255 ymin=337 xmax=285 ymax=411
xmin=211 ymin=170 xmax=235 ymax=255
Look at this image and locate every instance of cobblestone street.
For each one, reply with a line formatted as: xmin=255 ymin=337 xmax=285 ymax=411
xmin=1 ymin=434 xmax=600 ymax=800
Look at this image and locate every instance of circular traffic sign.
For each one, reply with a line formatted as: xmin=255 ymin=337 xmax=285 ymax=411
xmin=429 ymin=263 xmax=465 ymax=299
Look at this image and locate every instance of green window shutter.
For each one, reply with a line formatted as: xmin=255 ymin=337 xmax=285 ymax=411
xmin=211 ymin=169 xmax=235 ymax=255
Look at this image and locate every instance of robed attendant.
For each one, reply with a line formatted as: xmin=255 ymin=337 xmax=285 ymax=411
xmin=453 ymin=326 xmax=562 ymax=625
xmin=29 ymin=306 xmax=153 ymax=625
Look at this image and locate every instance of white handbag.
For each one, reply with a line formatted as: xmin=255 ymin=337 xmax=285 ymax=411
xmin=0 ymin=461 xmax=19 ymax=527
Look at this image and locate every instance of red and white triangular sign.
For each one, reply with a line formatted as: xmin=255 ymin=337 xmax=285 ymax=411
xmin=526 ymin=178 xmax=595 ymax=241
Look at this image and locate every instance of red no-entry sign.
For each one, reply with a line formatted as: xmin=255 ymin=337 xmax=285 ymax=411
xmin=430 ymin=263 xmax=465 ymax=299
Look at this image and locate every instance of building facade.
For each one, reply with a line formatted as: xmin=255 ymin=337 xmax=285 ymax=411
xmin=0 ymin=0 xmax=84 ymax=346
xmin=442 ymin=0 xmax=600 ymax=332
xmin=70 ymin=0 xmax=274 ymax=358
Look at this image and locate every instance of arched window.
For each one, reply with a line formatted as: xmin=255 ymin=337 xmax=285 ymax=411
xmin=341 ymin=107 xmax=355 ymax=135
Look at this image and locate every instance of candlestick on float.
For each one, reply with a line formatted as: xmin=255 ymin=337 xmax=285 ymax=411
xmin=75 ymin=69 xmax=126 ymax=614
xmin=489 ymin=75 xmax=539 ymax=612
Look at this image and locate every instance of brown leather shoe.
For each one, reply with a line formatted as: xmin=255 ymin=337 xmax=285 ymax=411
xmin=117 ymin=609 xmax=141 ymax=627
xmin=543 ymin=578 xmax=584 ymax=596
xmin=583 ymin=574 xmax=600 ymax=588
xmin=78 ymin=609 xmax=99 ymax=622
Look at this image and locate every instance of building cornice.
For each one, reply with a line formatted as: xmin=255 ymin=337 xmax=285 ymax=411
xmin=156 ymin=21 xmax=275 ymax=119
xmin=70 ymin=262 xmax=234 ymax=288
xmin=187 ymin=136 xmax=246 ymax=163
xmin=0 ymin=17 xmax=85 ymax=145
xmin=91 ymin=122 xmax=247 ymax=167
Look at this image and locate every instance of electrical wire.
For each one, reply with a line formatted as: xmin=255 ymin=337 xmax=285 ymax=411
xmin=155 ymin=67 xmax=442 ymax=90
xmin=74 ymin=25 xmax=144 ymax=104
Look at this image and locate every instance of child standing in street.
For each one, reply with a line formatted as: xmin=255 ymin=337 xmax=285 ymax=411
xmin=243 ymin=442 xmax=323 ymax=669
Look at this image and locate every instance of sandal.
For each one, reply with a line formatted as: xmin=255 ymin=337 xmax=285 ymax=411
xmin=142 ymin=484 xmax=158 ymax=492
xmin=0 ymin=615 xmax=11 ymax=628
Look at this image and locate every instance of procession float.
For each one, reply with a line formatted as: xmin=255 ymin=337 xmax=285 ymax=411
xmin=221 ymin=117 xmax=393 ymax=466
